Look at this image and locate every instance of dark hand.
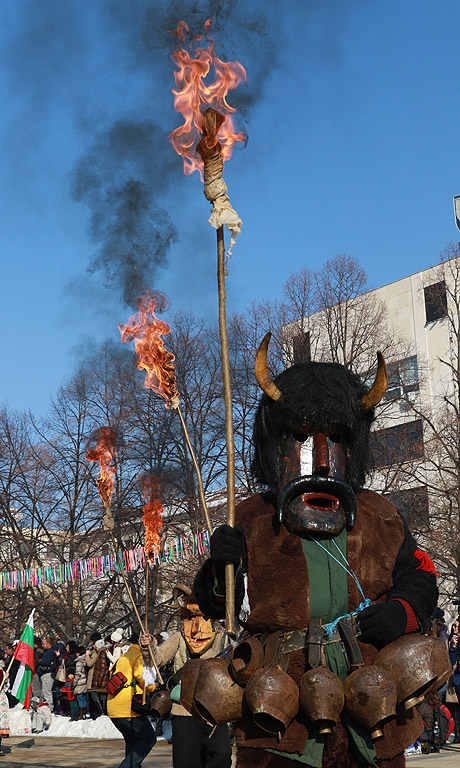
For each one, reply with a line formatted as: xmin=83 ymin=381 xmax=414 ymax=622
xmin=210 ymin=524 xmax=244 ymax=567
xmin=358 ymin=601 xmax=407 ymax=648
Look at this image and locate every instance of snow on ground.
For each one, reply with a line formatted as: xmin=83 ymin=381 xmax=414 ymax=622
xmin=37 ymin=714 xmax=123 ymax=739
xmin=9 ymin=706 xmax=122 ymax=739
xmin=9 ymin=706 xmax=166 ymax=740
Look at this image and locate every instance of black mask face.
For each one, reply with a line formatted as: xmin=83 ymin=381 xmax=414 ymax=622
xmin=277 ymin=431 xmax=356 ymax=535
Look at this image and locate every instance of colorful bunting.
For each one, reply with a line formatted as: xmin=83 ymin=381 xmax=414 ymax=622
xmin=0 ymin=530 xmax=210 ymax=592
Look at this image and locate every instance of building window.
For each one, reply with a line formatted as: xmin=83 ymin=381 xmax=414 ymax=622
xmin=292 ymin=332 xmax=311 ymax=363
xmin=371 ymin=420 xmax=424 ymax=468
xmin=385 ymin=486 xmax=429 ymax=530
xmin=424 ymin=281 xmax=447 ymax=323
xmin=385 ymin=356 xmax=419 ymax=400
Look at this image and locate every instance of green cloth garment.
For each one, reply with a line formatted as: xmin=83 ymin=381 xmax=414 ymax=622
xmin=265 ymin=529 xmax=377 ymax=767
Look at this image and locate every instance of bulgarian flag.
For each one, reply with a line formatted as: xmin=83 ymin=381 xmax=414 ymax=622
xmin=11 ymin=609 xmax=35 ymax=710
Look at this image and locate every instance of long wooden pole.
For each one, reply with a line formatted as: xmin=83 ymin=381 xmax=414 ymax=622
xmin=0 ymin=653 xmax=17 ymax=694
xmin=197 ymin=109 xmax=238 ymax=637
xmin=101 ymin=500 xmax=163 ymax=685
xmin=216 ymin=225 xmax=236 ymax=636
xmin=143 ymin=561 xmax=149 ymax=704
xmin=176 ymin=406 xmax=213 ymax=537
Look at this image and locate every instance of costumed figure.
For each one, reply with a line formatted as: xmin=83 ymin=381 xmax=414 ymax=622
xmin=193 ymin=335 xmax=439 ymax=768
xmin=140 ymin=584 xmax=232 ymax=768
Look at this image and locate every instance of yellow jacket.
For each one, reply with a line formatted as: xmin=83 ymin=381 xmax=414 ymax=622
xmin=107 ymin=644 xmax=155 ymax=719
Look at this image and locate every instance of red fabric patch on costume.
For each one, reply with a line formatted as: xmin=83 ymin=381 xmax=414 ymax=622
xmin=391 ymin=598 xmax=419 ymax=633
xmin=414 ymin=549 xmax=439 ymax=576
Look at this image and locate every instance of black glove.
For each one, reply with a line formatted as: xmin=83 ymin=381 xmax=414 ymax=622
xmin=210 ymin=524 xmax=244 ymax=577
xmin=357 ymin=600 xmax=407 ymax=648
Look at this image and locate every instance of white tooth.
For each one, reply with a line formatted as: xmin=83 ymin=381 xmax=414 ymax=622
xmin=300 ymin=437 xmax=313 ymax=476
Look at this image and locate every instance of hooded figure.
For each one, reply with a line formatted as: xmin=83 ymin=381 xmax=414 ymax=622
xmin=194 ymin=335 xmax=438 ymax=768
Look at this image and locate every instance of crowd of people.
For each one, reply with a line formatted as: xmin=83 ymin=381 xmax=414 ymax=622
xmin=0 ymin=626 xmax=174 ymax=765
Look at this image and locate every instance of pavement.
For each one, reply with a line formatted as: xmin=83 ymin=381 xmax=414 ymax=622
xmin=404 ymin=743 xmax=460 ymax=767
xmin=0 ymin=738 xmax=457 ymax=767
xmin=0 ymin=737 xmax=172 ymax=768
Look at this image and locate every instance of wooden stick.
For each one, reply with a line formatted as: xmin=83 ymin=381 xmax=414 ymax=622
xmin=216 ymin=225 xmax=236 ymax=636
xmin=102 ymin=505 xmax=163 ymax=685
xmin=143 ymin=560 xmax=149 ymax=704
xmin=197 ymin=109 xmax=236 ymax=637
xmin=0 ymin=653 xmax=16 ymax=694
xmin=176 ymin=405 xmax=213 ymax=536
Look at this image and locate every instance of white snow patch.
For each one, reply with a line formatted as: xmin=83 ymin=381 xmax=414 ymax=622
xmin=9 ymin=704 xmax=32 ymax=735
xmin=9 ymin=709 xmax=168 ymax=740
xmin=9 ymin=709 xmax=122 ymax=739
xmin=36 ymin=714 xmax=123 ymax=739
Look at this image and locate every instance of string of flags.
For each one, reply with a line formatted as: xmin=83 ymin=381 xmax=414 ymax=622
xmin=0 ymin=529 xmax=210 ymax=592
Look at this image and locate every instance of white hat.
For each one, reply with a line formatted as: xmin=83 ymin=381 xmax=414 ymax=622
xmin=111 ymin=630 xmax=123 ymax=643
xmin=94 ymin=638 xmax=105 ymax=650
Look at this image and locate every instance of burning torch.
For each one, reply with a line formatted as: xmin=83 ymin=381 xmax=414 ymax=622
xmin=169 ymin=20 xmax=246 ymax=635
xmin=119 ymin=291 xmax=213 ymax=538
xmin=86 ymin=427 xmax=163 ymax=683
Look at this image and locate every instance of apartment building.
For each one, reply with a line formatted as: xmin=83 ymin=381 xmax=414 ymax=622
xmin=286 ymin=255 xmax=460 ymax=547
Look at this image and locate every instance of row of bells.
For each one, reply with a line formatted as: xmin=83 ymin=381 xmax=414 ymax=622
xmin=180 ymin=633 xmax=451 ymax=741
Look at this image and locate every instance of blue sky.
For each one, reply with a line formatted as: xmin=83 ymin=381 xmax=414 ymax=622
xmin=1 ymin=1 xmax=459 ymax=415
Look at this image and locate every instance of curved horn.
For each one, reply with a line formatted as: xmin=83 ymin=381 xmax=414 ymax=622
xmin=255 ymin=332 xmax=283 ymax=402
xmin=361 ymin=351 xmax=388 ymax=411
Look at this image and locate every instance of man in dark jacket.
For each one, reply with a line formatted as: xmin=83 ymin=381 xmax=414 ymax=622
xmin=37 ymin=637 xmax=62 ymax=711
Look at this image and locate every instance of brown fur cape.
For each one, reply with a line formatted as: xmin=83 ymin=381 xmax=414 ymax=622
xmin=230 ymin=490 xmax=425 ymax=761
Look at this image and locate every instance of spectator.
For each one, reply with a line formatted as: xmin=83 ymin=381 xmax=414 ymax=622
xmin=61 ymin=674 xmax=79 ymax=721
xmin=86 ymin=633 xmax=109 ymax=719
xmin=106 ymin=629 xmax=129 ymax=665
xmin=72 ymin=646 xmax=89 ymax=720
xmin=31 ymin=637 xmax=43 ymax=702
xmin=3 ymin=644 xmax=20 ymax=707
xmin=64 ymin=641 xmax=78 ymax=676
xmin=52 ymin=641 xmax=66 ymax=714
xmin=432 ymin=607 xmax=449 ymax=641
xmin=107 ymin=633 xmax=157 ymax=768
xmin=447 ymin=619 xmax=460 ymax=742
xmin=37 ymin=637 xmax=60 ymax=711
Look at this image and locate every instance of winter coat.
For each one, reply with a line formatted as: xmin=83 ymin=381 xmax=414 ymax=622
xmin=71 ymin=654 xmax=87 ymax=695
xmin=33 ymin=646 xmax=44 ymax=673
xmin=107 ymin=644 xmax=155 ymax=719
xmin=86 ymin=648 xmax=109 ymax=692
xmin=64 ymin=652 xmax=77 ymax=676
xmin=37 ymin=644 xmax=60 ymax=678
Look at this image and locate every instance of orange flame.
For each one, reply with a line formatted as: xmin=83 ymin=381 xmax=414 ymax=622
xmin=86 ymin=427 xmax=117 ymax=507
xmin=118 ymin=291 xmax=179 ymax=409
xmin=141 ymin=474 xmax=163 ymax=559
xmin=170 ymin=19 xmax=247 ymax=176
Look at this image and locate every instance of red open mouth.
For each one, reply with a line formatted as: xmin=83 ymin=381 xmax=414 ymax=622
xmin=302 ymin=492 xmax=340 ymax=512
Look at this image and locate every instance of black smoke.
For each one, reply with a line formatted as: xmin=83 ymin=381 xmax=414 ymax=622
xmin=71 ymin=120 xmax=179 ymax=306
